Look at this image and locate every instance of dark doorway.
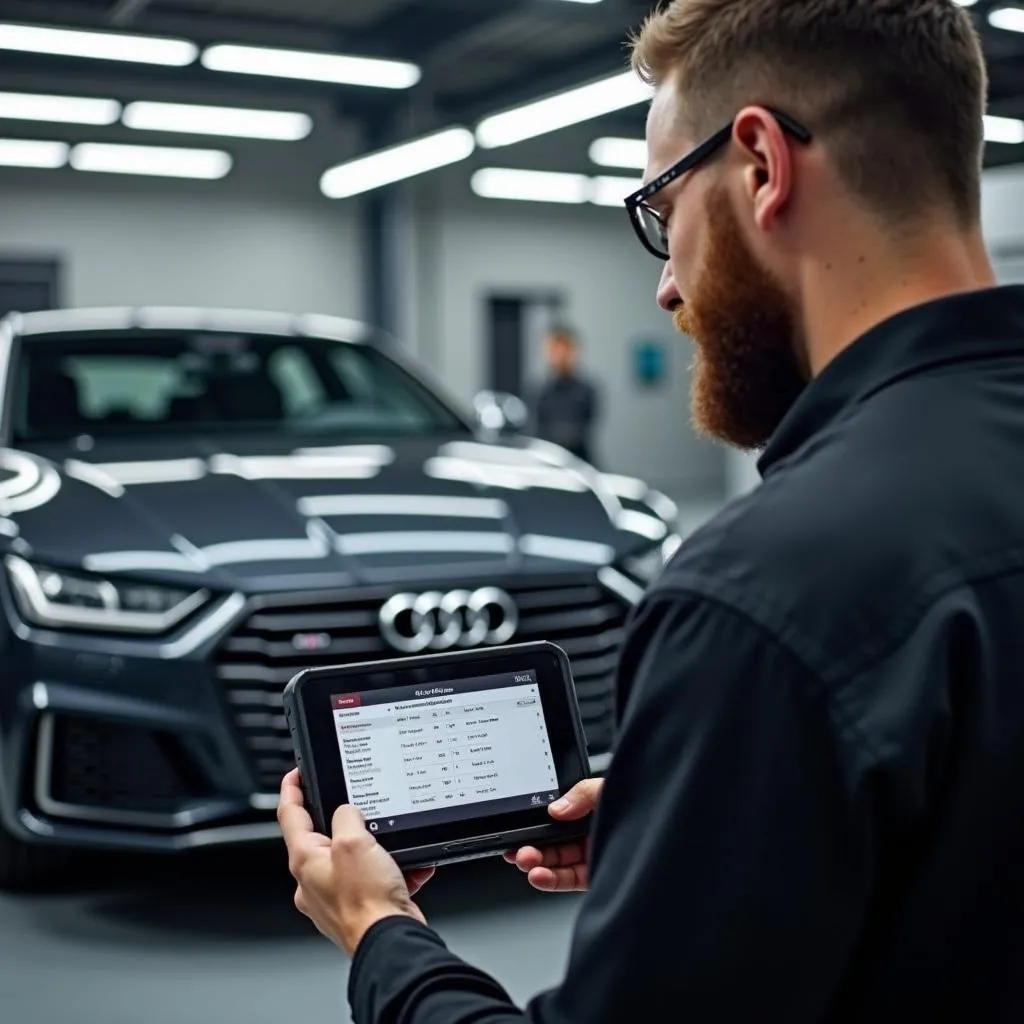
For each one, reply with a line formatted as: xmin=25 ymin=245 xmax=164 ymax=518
xmin=0 ymin=259 xmax=62 ymax=318
xmin=485 ymin=291 xmax=565 ymax=399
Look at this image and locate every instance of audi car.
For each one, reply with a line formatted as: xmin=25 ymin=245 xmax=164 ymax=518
xmin=0 ymin=307 xmax=680 ymax=887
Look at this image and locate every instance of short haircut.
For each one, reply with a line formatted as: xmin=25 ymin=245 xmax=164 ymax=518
xmin=631 ymin=0 xmax=987 ymax=226
xmin=548 ymin=324 xmax=579 ymax=347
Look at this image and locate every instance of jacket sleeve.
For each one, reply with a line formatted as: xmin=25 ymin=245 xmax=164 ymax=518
xmin=349 ymin=593 xmax=876 ymax=1024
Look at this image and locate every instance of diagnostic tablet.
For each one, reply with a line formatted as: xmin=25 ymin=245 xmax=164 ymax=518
xmin=282 ymin=641 xmax=592 ymax=868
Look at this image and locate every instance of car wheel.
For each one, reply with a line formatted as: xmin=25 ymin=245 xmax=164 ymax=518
xmin=0 ymin=820 xmax=71 ymax=891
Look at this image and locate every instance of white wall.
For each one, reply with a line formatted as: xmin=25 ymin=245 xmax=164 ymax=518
xmin=413 ymin=177 xmax=726 ymax=501
xmin=983 ymin=165 xmax=1024 ymax=284
xmin=0 ymin=174 xmax=364 ymax=317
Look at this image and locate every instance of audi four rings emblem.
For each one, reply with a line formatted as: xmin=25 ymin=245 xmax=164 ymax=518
xmin=378 ymin=587 xmax=519 ymax=654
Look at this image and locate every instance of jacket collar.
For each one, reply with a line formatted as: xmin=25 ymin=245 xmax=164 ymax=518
xmin=759 ymin=285 xmax=1024 ymax=476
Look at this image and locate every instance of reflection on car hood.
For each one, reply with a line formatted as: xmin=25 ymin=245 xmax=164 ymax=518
xmin=0 ymin=435 xmax=669 ymax=591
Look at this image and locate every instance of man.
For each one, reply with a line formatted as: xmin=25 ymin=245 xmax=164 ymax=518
xmin=279 ymin=1 xmax=1024 ymax=1020
xmin=531 ymin=326 xmax=600 ymax=464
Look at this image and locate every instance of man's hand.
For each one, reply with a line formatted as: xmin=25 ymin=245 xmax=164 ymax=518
xmin=504 ymin=777 xmax=603 ymax=892
xmin=278 ymin=769 xmax=435 ymax=956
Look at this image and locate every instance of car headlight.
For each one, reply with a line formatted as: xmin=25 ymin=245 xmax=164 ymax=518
xmin=5 ymin=556 xmax=209 ymax=635
xmin=621 ymin=533 xmax=683 ymax=584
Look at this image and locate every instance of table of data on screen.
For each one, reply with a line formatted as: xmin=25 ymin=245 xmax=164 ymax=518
xmin=334 ymin=681 xmax=558 ymax=822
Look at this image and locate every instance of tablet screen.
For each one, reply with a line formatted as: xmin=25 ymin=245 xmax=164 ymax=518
xmin=331 ymin=668 xmax=560 ymax=835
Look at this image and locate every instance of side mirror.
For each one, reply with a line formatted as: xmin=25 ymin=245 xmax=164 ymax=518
xmin=473 ymin=390 xmax=529 ymax=435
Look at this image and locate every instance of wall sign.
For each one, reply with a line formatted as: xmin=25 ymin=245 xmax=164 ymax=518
xmin=633 ymin=339 xmax=669 ymax=388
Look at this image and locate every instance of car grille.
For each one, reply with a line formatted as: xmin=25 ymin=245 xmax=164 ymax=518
xmin=213 ymin=575 xmax=629 ymax=794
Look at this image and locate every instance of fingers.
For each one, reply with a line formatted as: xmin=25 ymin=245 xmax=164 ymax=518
xmin=278 ymin=769 xmax=316 ymax=847
xmin=511 ymin=846 xmax=544 ymax=871
xmin=528 ymin=863 xmax=589 ymax=893
xmin=513 ymin=842 xmax=587 ymax=872
xmin=404 ymin=867 xmax=435 ymax=897
xmin=331 ymin=802 xmax=368 ymax=842
xmin=548 ymin=778 xmax=603 ymax=821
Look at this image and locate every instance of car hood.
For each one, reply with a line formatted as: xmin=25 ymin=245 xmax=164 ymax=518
xmin=0 ymin=435 xmax=666 ymax=592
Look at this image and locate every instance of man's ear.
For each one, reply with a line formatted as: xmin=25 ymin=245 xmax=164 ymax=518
xmin=732 ymin=106 xmax=794 ymax=232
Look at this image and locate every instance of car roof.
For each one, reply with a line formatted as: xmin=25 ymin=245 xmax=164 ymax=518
xmin=5 ymin=306 xmax=375 ymax=345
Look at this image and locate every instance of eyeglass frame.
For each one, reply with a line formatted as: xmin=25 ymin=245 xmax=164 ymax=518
xmin=624 ymin=108 xmax=814 ymax=261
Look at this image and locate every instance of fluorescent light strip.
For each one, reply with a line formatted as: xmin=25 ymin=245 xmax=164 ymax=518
xmin=0 ymin=138 xmax=68 ymax=168
xmin=472 ymin=167 xmax=589 ymax=204
xmin=984 ymin=114 xmax=1024 ymax=144
xmin=202 ymin=43 xmax=420 ymax=90
xmin=591 ymin=174 xmax=643 ymax=206
xmin=0 ymin=91 xmax=121 ymax=126
xmin=297 ymin=495 xmax=508 ymax=519
xmin=70 ymin=142 xmax=232 ymax=179
xmin=0 ymin=22 xmax=197 ymax=66
xmin=335 ymin=531 xmax=514 ymax=556
xmin=990 ymin=6 xmax=1024 ymax=30
xmin=321 ymin=127 xmax=475 ymax=199
xmin=472 ymin=167 xmax=640 ymax=207
xmin=519 ymin=534 xmax=614 ymax=566
xmin=589 ymin=136 xmax=646 ymax=170
xmin=476 ymin=72 xmax=653 ymax=149
xmin=123 ymin=101 xmax=312 ymax=141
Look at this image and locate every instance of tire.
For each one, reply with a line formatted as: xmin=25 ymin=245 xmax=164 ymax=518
xmin=0 ymin=820 xmax=71 ymax=891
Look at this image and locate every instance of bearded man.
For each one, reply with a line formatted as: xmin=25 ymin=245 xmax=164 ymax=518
xmin=280 ymin=2 xmax=1024 ymax=1021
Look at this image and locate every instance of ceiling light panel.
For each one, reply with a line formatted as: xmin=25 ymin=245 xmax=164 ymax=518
xmin=122 ymin=101 xmax=312 ymax=141
xmin=590 ymin=175 xmax=643 ymax=206
xmin=202 ymin=43 xmax=420 ymax=89
xmin=70 ymin=143 xmax=232 ymax=179
xmin=0 ymin=138 xmax=69 ymax=168
xmin=472 ymin=168 xmax=590 ymax=204
xmin=0 ymin=23 xmax=197 ymax=66
xmin=0 ymin=91 xmax=121 ymax=126
xmin=321 ymin=127 xmax=475 ymax=199
xmin=984 ymin=114 xmax=1024 ymax=144
xmin=476 ymin=72 xmax=653 ymax=149
xmin=589 ymin=136 xmax=647 ymax=170
xmin=990 ymin=6 xmax=1024 ymax=31
xmin=472 ymin=168 xmax=640 ymax=207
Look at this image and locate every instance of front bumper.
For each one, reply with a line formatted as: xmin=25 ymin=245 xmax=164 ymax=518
xmin=0 ymin=575 xmax=623 ymax=855
xmin=0 ymin=591 xmax=286 ymax=852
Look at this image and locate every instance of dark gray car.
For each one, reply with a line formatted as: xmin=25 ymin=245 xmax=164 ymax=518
xmin=0 ymin=307 xmax=679 ymax=887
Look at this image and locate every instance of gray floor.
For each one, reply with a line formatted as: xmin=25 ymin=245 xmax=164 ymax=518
xmin=0 ymin=845 xmax=582 ymax=1024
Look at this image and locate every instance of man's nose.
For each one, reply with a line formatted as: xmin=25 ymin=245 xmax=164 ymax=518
xmin=656 ymin=261 xmax=682 ymax=312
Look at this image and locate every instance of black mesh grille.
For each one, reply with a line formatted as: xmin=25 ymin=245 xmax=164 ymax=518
xmin=214 ymin=576 xmax=629 ymax=793
xmin=47 ymin=715 xmax=204 ymax=814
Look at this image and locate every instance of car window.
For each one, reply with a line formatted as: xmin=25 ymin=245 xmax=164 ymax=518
xmin=268 ymin=346 xmax=327 ymax=417
xmin=64 ymin=356 xmax=180 ymax=421
xmin=14 ymin=331 xmax=468 ymax=442
xmin=328 ymin=347 xmax=437 ymax=425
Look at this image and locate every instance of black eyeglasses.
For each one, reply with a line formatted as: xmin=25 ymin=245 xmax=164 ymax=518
xmin=624 ymin=109 xmax=813 ymax=261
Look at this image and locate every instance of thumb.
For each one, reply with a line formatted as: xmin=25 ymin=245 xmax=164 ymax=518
xmin=549 ymin=778 xmax=603 ymax=820
xmin=331 ymin=802 xmax=368 ymax=840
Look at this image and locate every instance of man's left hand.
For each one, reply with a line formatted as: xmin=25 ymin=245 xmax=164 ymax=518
xmin=278 ymin=769 xmax=435 ymax=956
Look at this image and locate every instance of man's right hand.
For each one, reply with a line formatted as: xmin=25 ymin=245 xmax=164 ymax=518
xmin=503 ymin=777 xmax=603 ymax=892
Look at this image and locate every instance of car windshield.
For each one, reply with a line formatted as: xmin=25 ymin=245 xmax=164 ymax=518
xmin=13 ymin=331 xmax=469 ymax=442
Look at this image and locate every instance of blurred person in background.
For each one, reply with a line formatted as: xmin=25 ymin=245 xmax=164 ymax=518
xmin=531 ymin=326 xmax=600 ymax=464
xmin=280 ymin=0 xmax=1024 ymax=1021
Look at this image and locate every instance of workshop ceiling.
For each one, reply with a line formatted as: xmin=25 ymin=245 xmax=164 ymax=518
xmin=0 ymin=0 xmax=1022 ymax=178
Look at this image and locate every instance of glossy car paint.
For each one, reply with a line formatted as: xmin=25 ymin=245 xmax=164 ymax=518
xmin=0 ymin=308 xmax=673 ymax=855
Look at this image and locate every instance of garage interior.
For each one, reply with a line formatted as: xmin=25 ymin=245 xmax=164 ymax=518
xmin=2 ymin=1 xmax=1024 ymax=1021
